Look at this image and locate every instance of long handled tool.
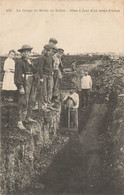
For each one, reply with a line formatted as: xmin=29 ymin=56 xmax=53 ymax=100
xmin=68 ymin=107 xmax=70 ymax=130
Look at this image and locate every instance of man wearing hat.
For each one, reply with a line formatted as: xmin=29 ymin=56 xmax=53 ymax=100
xmin=52 ymin=48 xmax=64 ymax=97
xmin=14 ymin=45 xmax=37 ymax=130
xmin=38 ymin=44 xmax=55 ymax=110
xmin=71 ymin=60 xmax=77 ymax=72
xmin=57 ymin=48 xmax=64 ymax=74
xmin=63 ymin=89 xmax=79 ymax=131
xmin=41 ymin=38 xmax=58 ymax=55
xmin=50 ymin=45 xmax=58 ymax=56
xmin=49 ymin=38 xmax=58 ymax=46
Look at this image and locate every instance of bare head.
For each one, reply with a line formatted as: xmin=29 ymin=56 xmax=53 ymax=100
xmin=69 ymin=89 xmax=75 ymax=94
xmin=8 ymin=50 xmax=16 ymax=59
xmin=84 ymin=70 xmax=88 ymax=76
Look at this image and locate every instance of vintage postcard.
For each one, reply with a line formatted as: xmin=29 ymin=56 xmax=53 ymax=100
xmin=0 ymin=0 xmax=124 ymax=195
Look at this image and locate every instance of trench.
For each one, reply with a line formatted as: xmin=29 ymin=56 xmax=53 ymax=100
xmin=22 ymin=102 xmax=122 ymax=195
xmin=1 ymin=91 xmax=124 ymax=195
xmin=1 ymin=57 xmax=124 ymax=195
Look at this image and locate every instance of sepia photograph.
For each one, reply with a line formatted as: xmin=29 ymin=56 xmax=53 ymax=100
xmin=0 ymin=0 xmax=124 ymax=194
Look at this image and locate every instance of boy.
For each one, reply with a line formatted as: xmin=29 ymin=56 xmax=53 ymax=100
xmin=14 ymin=45 xmax=37 ymax=130
xmin=38 ymin=44 xmax=55 ymax=110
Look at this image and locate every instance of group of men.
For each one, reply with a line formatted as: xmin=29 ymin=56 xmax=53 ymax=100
xmin=14 ymin=38 xmax=64 ymax=130
xmin=14 ymin=37 xmax=92 ymax=131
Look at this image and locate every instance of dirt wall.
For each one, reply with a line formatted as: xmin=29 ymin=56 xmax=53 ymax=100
xmin=1 ymin=105 xmax=68 ymax=194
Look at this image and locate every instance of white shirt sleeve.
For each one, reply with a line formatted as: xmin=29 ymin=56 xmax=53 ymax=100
xmin=89 ymin=76 xmax=92 ymax=88
xmin=63 ymin=94 xmax=68 ymax=101
xmin=75 ymin=93 xmax=79 ymax=107
xmin=81 ymin=77 xmax=83 ymax=86
xmin=72 ymin=93 xmax=79 ymax=108
xmin=3 ymin=59 xmax=10 ymax=72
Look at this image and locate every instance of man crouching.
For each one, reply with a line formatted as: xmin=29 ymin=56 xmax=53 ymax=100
xmin=14 ymin=45 xmax=37 ymax=130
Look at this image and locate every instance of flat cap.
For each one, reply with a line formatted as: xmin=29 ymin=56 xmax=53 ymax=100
xmin=58 ymin=48 xmax=64 ymax=53
xmin=51 ymin=45 xmax=58 ymax=51
xmin=44 ymin=44 xmax=52 ymax=51
xmin=49 ymin=38 xmax=58 ymax=44
xmin=18 ymin=45 xmax=33 ymax=52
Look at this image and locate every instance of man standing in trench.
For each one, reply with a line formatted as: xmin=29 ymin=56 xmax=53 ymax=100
xmin=81 ymin=70 xmax=92 ymax=109
xmin=14 ymin=45 xmax=37 ymax=130
xmin=63 ymin=89 xmax=79 ymax=131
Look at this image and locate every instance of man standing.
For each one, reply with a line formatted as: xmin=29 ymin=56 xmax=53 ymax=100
xmin=81 ymin=70 xmax=92 ymax=109
xmin=14 ymin=45 xmax=37 ymax=130
xmin=41 ymin=38 xmax=58 ymax=55
xmin=38 ymin=44 xmax=55 ymax=110
xmin=64 ymin=90 xmax=79 ymax=130
xmin=53 ymin=48 xmax=64 ymax=97
xmin=71 ymin=60 xmax=76 ymax=72
xmin=48 ymin=38 xmax=58 ymax=46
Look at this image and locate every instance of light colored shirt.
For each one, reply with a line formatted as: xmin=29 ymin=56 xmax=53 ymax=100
xmin=2 ymin=58 xmax=17 ymax=90
xmin=4 ymin=58 xmax=15 ymax=72
xmin=53 ymin=55 xmax=60 ymax=70
xmin=64 ymin=92 xmax=79 ymax=108
xmin=81 ymin=75 xmax=92 ymax=89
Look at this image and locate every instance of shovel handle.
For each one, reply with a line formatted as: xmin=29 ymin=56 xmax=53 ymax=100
xmin=68 ymin=107 xmax=70 ymax=129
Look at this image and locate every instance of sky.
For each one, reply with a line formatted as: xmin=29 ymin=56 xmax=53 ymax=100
xmin=0 ymin=0 xmax=124 ymax=55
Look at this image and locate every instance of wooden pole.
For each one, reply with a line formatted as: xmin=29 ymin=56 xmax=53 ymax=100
xmin=68 ymin=107 xmax=70 ymax=130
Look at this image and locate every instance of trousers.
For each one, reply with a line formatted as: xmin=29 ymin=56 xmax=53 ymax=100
xmin=18 ymin=76 xmax=35 ymax=121
xmin=81 ymin=89 xmax=90 ymax=107
xmin=42 ymin=74 xmax=53 ymax=104
xmin=67 ymin=108 xmax=78 ymax=129
xmin=53 ymin=70 xmax=60 ymax=96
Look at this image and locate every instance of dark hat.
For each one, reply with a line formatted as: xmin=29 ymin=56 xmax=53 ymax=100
xmin=44 ymin=44 xmax=52 ymax=51
xmin=49 ymin=38 xmax=58 ymax=44
xmin=18 ymin=45 xmax=33 ymax=52
xmin=58 ymin=48 xmax=64 ymax=53
xmin=51 ymin=45 xmax=58 ymax=52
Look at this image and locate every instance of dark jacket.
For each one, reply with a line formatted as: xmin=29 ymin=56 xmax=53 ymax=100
xmin=14 ymin=56 xmax=37 ymax=88
xmin=38 ymin=53 xmax=54 ymax=79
